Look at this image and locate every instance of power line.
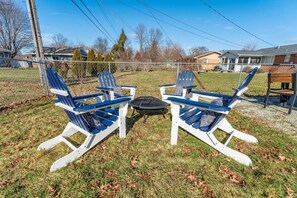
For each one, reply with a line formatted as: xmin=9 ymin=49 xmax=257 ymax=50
xmin=79 ymin=0 xmax=116 ymax=43
xmin=141 ymin=0 xmax=184 ymax=60
xmin=70 ymin=0 xmax=115 ymax=44
xmin=198 ymin=0 xmax=275 ymax=47
xmin=95 ymin=0 xmax=119 ymax=36
xmin=137 ymin=0 xmax=244 ymax=48
xmin=117 ymin=0 xmax=240 ymax=48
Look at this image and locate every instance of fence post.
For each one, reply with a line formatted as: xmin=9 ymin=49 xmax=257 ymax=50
xmin=37 ymin=58 xmax=49 ymax=96
xmin=176 ymin=62 xmax=180 ymax=78
xmin=237 ymin=63 xmax=244 ymax=87
xmin=108 ymin=62 xmax=111 ymax=73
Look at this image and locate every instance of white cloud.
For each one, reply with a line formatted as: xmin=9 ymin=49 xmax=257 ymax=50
xmin=127 ymin=33 xmax=137 ymax=39
xmin=286 ymin=38 xmax=297 ymax=43
xmin=224 ymin=26 xmax=235 ymax=30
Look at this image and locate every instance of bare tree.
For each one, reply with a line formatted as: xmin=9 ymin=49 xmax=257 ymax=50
xmin=147 ymin=28 xmax=163 ymax=62
xmin=162 ymin=41 xmax=185 ymax=61
xmin=190 ymin=46 xmax=209 ymax=55
xmin=51 ymin=33 xmax=69 ymax=48
xmin=242 ymin=42 xmax=257 ymax=50
xmin=93 ymin=37 xmax=108 ymax=54
xmin=0 ymin=0 xmax=32 ymax=57
xmin=134 ymin=24 xmax=147 ymax=56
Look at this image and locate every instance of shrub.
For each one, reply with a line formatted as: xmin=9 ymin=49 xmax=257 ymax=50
xmin=104 ymin=54 xmax=117 ymax=73
xmin=71 ymin=49 xmax=85 ymax=79
xmin=58 ymin=62 xmax=69 ymax=79
xmin=49 ymin=61 xmax=61 ymax=72
xmin=86 ymin=49 xmax=97 ymax=77
xmin=242 ymin=66 xmax=252 ymax=73
xmin=257 ymin=68 xmax=265 ymax=73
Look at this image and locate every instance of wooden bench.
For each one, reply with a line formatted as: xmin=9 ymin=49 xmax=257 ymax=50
xmin=264 ymin=73 xmax=297 ymax=114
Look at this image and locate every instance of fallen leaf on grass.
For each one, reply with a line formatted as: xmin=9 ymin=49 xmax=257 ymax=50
xmin=278 ymin=155 xmax=293 ymax=163
xmin=219 ymin=165 xmax=245 ymax=186
xmin=186 ymin=173 xmax=215 ymax=198
xmin=285 ymin=186 xmax=294 ymax=198
xmin=130 ymin=155 xmax=138 ymax=168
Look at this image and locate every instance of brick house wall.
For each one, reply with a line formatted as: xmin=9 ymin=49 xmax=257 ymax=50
xmin=274 ymin=54 xmax=297 ymax=64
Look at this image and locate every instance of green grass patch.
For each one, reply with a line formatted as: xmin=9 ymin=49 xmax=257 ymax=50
xmin=1 ymin=70 xmax=297 ymax=196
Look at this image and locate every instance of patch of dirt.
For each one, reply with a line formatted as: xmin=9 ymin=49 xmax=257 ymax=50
xmin=236 ymin=96 xmax=297 ymax=138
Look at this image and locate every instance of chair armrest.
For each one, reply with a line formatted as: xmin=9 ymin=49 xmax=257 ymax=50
xmin=74 ymin=98 xmax=131 ymax=113
xmin=159 ymin=83 xmax=176 ymax=87
xmin=183 ymin=85 xmax=197 ymax=89
xmin=192 ymin=90 xmax=230 ymax=98
xmin=73 ymin=93 xmax=102 ymax=101
xmin=96 ymin=86 xmax=114 ymax=91
xmin=121 ymin=85 xmax=137 ymax=88
xmin=168 ymin=97 xmax=230 ymax=114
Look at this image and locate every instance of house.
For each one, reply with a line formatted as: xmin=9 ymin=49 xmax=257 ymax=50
xmin=0 ymin=48 xmax=12 ymax=67
xmin=220 ymin=50 xmax=262 ymax=72
xmin=220 ymin=44 xmax=297 ymax=72
xmin=0 ymin=48 xmax=12 ymax=58
xmin=193 ymin=51 xmax=222 ymax=71
xmin=28 ymin=47 xmax=87 ymax=61
xmin=181 ymin=51 xmax=222 ymax=71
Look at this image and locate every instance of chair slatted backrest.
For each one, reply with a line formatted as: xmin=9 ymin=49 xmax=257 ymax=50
xmin=228 ymin=67 xmax=258 ymax=106
xmin=98 ymin=70 xmax=117 ymax=100
xmin=176 ymin=70 xmax=195 ymax=87
xmin=269 ymin=73 xmax=292 ymax=83
xmin=46 ymin=67 xmax=90 ymax=131
xmin=207 ymin=67 xmax=258 ymax=132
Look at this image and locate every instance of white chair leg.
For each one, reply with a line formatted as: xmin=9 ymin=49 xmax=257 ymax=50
xmin=38 ymin=123 xmax=77 ymax=150
xmin=200 ymin=131 xmax=253 ymax=166
xmin=50 ymin=146 xmax=88 ymax=172
xmin=130 ymin=88 xmax=136 ymax=100
xmin=170 ymin=103 xmax=180 ymax=145
xmin=218 ymin=118 xmax=258 ymax=143
xmin=119 ymin=102 xmax=128 ymax=138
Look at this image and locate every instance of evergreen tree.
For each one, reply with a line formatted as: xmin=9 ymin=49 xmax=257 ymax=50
xmin=71 ymin=48 xmax=84 ymax=79
xmin=86 ymin=49 xmax=97 ymax=77
xmin=111 ymin=29 xmax=127 ymax=58
xmin=104 ymin=53 xmax=117 ymax=73
xmin=96 ymin=52 xmax=105 ymax=72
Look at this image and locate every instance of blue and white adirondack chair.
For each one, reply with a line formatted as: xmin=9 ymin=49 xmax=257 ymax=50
xmin=38 ymin=67 xmax=130 ymax=172
xmin=168 ymin=68 xmax=258 ymax=166
xmin=97 ymin=70 xmax=137 ymax=101
xmin=159 ymin=70 xmax=197 ymax=103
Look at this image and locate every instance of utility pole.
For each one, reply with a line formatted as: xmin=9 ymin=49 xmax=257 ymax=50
xmin=26 ymin=0 xmax=49 ymax=95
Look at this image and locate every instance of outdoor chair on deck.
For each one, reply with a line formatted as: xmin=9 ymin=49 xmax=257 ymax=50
xmin=97 ymin=70 xmax=137 ymax=101
xmin=159 ymin=70 xmax=196 ymax=103
xmin=38 ymin=67 xmax=130 ymax=172
xmin=264 ymin=72 xmax=297 ymax=114
xmin=168 ymin=68 xmax=258 ymax=166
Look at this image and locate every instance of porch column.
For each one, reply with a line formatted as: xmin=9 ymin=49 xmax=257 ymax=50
xmin=235 ymin=58 xmax=239 ymax=72
xmin=227 ymin=58 xmax=230 ymax=70
xmin=248 ymin=57 xmax=251 ymax=65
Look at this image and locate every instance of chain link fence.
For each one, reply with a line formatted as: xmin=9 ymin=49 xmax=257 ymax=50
xmin=1 ymin=58 xmax=274 ymax=109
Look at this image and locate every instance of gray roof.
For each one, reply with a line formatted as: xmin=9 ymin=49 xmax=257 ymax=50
xmin=222 ymin=44 xmax=297 ymax=57
xmin=257 ymin=44 xmax=297 ymax=55
xmin=30 ymin=47 xmax=87 ymax=57
xmin=0 ymin=48 xmax=11 ymax=53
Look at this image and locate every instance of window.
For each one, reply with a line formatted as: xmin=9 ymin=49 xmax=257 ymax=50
xmin=284 ymin=54 xmax=290 ymax=62
xmin=203 ymin=59 xmax=208 ymax=64
xmin=250 ymin=57 xmax=261 ymax=64
xmin=238 ymin=57 xmax=249 ymax=64
xmin=262 ymin=56 xmax=274 ymax=64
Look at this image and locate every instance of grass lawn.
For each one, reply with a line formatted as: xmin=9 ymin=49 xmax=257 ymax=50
xmin=0 ymin=68 xmax=44 ymax=106
xmin=1 ymin=70 xmax=296 ymax=197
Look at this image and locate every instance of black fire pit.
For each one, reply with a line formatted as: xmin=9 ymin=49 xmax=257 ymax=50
xmin=129 ymin=96 xmax=169 ymax=123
